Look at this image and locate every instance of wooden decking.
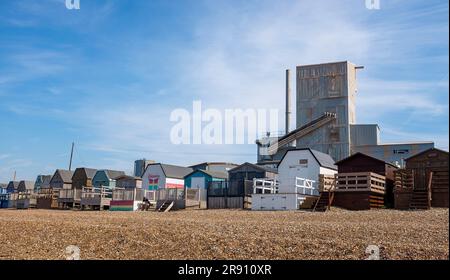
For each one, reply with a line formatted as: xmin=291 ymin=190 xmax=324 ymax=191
xmin=335 ymin=172 xmax=385 ymax=194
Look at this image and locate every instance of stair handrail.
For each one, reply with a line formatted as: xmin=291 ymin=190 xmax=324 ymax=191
xmin=427 ymin=171 xmax=433 ymax=209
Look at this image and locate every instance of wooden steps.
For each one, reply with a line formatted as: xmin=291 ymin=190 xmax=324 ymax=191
xmin=409 ymin=190 xmax=430 ymax=210
xmin=313 ymin=191 xmax=334 ymax=212
xmin=299 ymin=196 xmax=318 ymax=209
xmin=157 ymin=201 xmax=174 ymax=212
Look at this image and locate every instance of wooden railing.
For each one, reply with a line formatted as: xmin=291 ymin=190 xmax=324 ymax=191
xmin=81 ymin=186 xmax=112 ymax=199
xmin=112 ymin=188 xmax=144 ymax=201
xmin=427 ymin=171 xmax=433 ymax=209
xmin=394 ymin=169 xmax=414 ymax=191
xmin=252 ymin=178 xmax=279 ymax=194
xmin=319 ymin=174 xmax=335 ymax=192
xmin=59 ymin=189 xmax=82 ymax=200
xmin=335 ymin=172 xmax=385 ymax=194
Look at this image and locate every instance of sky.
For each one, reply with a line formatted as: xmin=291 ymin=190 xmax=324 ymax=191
xmin=0 ymin=0 xmax=448 ymax=182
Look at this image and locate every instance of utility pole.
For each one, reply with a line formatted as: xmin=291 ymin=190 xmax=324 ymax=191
xmin=69 ymin=142 xmax=74 ymax=171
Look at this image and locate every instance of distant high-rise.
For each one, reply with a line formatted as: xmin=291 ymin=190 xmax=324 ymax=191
xmin=134 ymin=159 xmax=155 ymax=177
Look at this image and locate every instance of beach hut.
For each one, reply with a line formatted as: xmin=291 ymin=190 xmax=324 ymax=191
xmin=59 ymin=168 xmax=95 ymax=209
xmin=394 ymin=148 xmax=449 ymax=210
xmin=5 ymin=181 xmax=19 ymax=208
xmin=207 ymin=163 xmax=277 ymax=209
xmin=142 ymin=163 xmax=193 ymax=211
xmin=334 ymin=153 xmax=398 ymax=210
xmin=0 ymin=183 xmax=8 ymax=208
xmin=37 ymin=169 xmax=73 ymax=209
xmin=81 ymin=170 xmax=125 ymax=210
xmin=34 ymin=175 xmax=52 ymax=192
xmin=110 ymin=175 xmax=143 ymax=211
xmin=16 ymin=180 xmax=35 ymax=209
xmin=184 ymin=170 xmax=228 ymax=208
xmin=252 ymin=148 xmax=337 ymax=211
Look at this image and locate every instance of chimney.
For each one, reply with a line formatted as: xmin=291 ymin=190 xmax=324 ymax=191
xmin=285 ymin=69 xmax=291 ymax=135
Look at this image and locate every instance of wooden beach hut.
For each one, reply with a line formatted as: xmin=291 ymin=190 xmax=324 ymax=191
xmin=394 ymin=148 xmax=449 ymax=210
xmin=207 ymin=162 xmax=278 ymax=209
xmin=59 ymin=168 xmax=95 ymax=209
xmin=16 ymin=180 xmax=35 ymax=209
xmin=81 ymin=169 xmax=125 ymax=210
xmin=38 ymin=169 xmax=73 ymax=209
xmin=0 ymin=183 xmax=8 ymax=208
xmin=5 ymin=181 xmax=19 ymax=208
xmin=333 ymin=153 xmax=398 ymax=210
xmin=184 ymin=169 xmax=228 ymax=208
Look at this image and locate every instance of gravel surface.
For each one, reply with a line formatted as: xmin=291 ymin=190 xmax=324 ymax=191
xmin=0 ymin=208 xmax=448 ymax=260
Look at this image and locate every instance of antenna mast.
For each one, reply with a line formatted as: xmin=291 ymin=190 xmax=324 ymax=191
xmin=69 ymin=142 xmax=74 ymax=171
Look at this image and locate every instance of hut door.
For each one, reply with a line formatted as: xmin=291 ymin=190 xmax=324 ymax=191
xmin=191 ymin=177 xmax=205 ymax=189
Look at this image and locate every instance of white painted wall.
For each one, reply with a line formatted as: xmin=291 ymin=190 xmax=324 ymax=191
xmin=277 ymin=150 xmax=321 ymax=193
xmin=252 ymin=194 xmax=298 ymax=210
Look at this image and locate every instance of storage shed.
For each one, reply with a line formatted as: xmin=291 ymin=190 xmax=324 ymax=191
xmin=110 ymin=175 xmax=143 ymax=211
xmin=142 ymin=163 xmax=193 ymax=210
xmin=334 ymin=152 xmax=398 ymax=208
xmin=252 ymin=148 xmax=337 ymax=211
xmin=396 ymin=148 xmax=449 ymax=209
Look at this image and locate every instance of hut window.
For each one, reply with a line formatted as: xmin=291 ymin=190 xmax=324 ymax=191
xmin=393 ymin=149 xmax=409 ymax=154
xmin=299 ymin=159 xmax=308 ymax=167
xmin=427 ymin=153 xmax=438 ymax=158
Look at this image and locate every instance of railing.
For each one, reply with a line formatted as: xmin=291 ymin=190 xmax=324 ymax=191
xmin=81 ymin=186 xmax=113 ymax=199
xmin=59 ymin=189 xmax=82 ymax=200
xmin=335 ymin=172 xmax=385 ymax=194
xmin=253 ymin=178 xmax=279 ymax=194
xmin=295 ymin=177 xmax=318 ymax=196
xmin=157 ymin=188 xmax=185 ymax=201
xmin=319 ymin=174 xmax=335 ymax=192
xmin=394 ymin=169 xmax=414 ymax=191
xmin=112 ymin=188 xmax=145 ymax=201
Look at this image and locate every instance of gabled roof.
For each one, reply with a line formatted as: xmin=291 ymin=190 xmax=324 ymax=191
xmin=114 ymin=174 xmax=142 ymax=181
xmin=18 ymin=180 xmax=35 ymax=191
xmin=0 ymin=183 xmax=7 ymax=189
xmin=185 ymin=169 xmax=228 ymax=179
xmin=74 ymin=168 xmax=97 ymax=179
xmin=277 ymin=148 xmax=337 ymax=170
xmin=335 ymin=152 xmax=398 ymax=168
xmin=53 ymin=169 xmax=74 ymax=183
xmin=405 ymin=148 xmax=449 ymax=162
xmin=7 ymin=181 xmax=20 ymax=190
xmin=144 ymin=163 xmax=193 ymax=179
xmin=102 ymin=170 xmax=126 ymax=180
xmin=229 ymin=162 xmax=278 ymax=174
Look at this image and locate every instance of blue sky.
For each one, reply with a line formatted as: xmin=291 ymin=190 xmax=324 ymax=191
xmin=0 ymin=0 xmax=448 ymax=182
